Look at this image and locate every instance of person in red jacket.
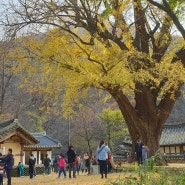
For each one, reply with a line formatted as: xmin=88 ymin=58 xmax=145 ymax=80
xmin=107 ymin=152 xmax=112 ymax=173
xmin=57 ymin=154 xmax=66 ymax=178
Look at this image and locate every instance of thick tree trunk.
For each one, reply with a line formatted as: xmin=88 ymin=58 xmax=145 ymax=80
xmin=108 ymin=85 xmax=180 ymax=158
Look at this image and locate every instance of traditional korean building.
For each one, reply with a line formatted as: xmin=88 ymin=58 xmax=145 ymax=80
xmin=0 ymin=119 xmax=38 ymax=165
xmin=113 ymin=123 xmax=185 ymax=161
xmin=0 ymin=119 xmax=62 ymax=166
xmin=23 ymin=132 xmax=62 ymax=165
xmin=160 ymin=123 xmax=185 ymax=160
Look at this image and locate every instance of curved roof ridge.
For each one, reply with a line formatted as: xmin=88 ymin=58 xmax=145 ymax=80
xmin=164 ymin=122 xmax=185 ymax=127
xmin=0 ymin=119 xmax=39 ymax=144
xmin=0 ymin=118 xmax=15 ymax=128
xmin=31 ymin=132 xmax=46 ymax=137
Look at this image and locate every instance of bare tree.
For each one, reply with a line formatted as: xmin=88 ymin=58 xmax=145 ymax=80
xmin=71 ymin=107 xmax=102 ymax=156
xmin=0 ymin=30 xmax=18 ymax=114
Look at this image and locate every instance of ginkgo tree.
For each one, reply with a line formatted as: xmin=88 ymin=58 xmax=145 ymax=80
xmin=2 ymin=0 xmax=185 ymax=156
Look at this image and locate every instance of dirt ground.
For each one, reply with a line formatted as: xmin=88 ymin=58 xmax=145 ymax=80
xmin=9 ymin=172 xmax=126 ymax=185
xmin=6 ymin=163 xmax=185 ymax=185
xmin=167 ymin=163 xmax=185 ymax=167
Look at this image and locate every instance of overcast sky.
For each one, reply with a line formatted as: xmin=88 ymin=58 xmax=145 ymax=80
xmin=0 ymin=0 xmax=183 ymax=40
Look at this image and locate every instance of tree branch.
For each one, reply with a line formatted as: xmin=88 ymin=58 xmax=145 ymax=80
xmin=147 ymin=0 xmax=185 ymax=39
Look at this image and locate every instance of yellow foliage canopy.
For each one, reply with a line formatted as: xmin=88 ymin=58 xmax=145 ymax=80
xmin=13 ymin=28 xmax=185 ymax=116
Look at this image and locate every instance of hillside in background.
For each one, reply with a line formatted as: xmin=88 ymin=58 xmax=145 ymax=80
xmin=1 ymin=73 xmax=185 ymax=154
xmin=166 ymin=94 xmax=185 ymax=124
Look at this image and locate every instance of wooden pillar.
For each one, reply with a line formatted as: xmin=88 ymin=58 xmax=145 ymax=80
xmin=22 ymin=151 xmax=25 ymax=165
xmin=37 ymin=151 xmax=39 ymax=165
xmin=37 ymin=151 xmax=41 ymax=164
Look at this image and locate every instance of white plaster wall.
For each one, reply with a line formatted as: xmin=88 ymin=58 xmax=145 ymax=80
xmin=176 ymin=146 xmax=180 ymax=153
xmin=32 ymin=151 xmax=37 ymax=164
xmin=47 ymin=151 xmax=52 ymax=159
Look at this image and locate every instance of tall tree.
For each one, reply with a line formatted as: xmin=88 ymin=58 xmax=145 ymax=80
xmin=2 ymin=0 xmax=185 ymax=156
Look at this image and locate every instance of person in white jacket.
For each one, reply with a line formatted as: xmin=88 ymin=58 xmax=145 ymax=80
xmin=96 ymin=140 xmax=110 ymax=179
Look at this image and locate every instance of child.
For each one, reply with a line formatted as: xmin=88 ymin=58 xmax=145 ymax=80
xmin=0 ymin=153 xmax=5 ymax=185
xmin=57 ymin=154 xmax=66 ymax=178
xmin=0 ymin=163 xmax=4 ymax=185
xmin=18 ymin=162 xmax=24 ymax=177
xmin=75 ymin=155 xmax=81 ymax=175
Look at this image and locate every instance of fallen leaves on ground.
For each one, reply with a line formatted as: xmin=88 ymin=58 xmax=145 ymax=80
xmin=10 ymin=172 xmax=127 ymax=185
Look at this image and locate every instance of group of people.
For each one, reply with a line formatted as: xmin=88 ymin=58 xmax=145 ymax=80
xmin=39 ymin=145 xmax=92 ymax=179
xmin=42 ymin=141 xmax=111 ymax=180
xmin=0 ymin=139 xmax=149 ymax=184
xmin=135 ymin=138 xmax=149 ymax=165
xmin=24 ymin=138 xmax=149 ymax=181
xmin=59 ymin=146 xmax=93 ymax=178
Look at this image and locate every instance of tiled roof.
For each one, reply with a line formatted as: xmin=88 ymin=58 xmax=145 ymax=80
xmin=113 ymin=144 xmax=132 ymax=154
xmin=160 ymin=123 xmax=185 ymax=146
xmin=0 ymin=119 xmax=39 ymax=144
xmin=24 ymin=132 xmax=62 ymax=149
xmin=122 ymin=123 xmax=185 ymax=146
xmin=0 ymin=119 xmax=61 ymax=149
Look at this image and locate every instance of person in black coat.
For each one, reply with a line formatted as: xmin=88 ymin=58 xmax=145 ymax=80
xmin=43 ymin=154 xmax=51 ymax=175
xmin=2 ymin=148 xmax=13 ymax=185
xmin=67 ymin=145 xmax=76 ymax=178
xmin=135 ymin=138 xmax=144 ymax=165
xmin=29 ymin=153 xmax=35 ymax=179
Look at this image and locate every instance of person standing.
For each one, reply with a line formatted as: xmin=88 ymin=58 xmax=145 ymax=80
xmin=107 ymin=152 xmax=112 ymax=173
xmin=43 ymin=154 xmax=51 ymax=176
xmin=75 ymin=155 xmax=81 ymax=175
xmin=81 ymin=157 xmax=86 ymax=173
xmin=32 ymin=154 xmax=36 ymax=177
xmin=96 ymin=140 xmax=110 ymax=179
xmin=57 ymin=154 xmax=67 ymax=178
xmin=29 ymin=153 xmax=35 ymax=179
xmin=2 ymin=148 xmax=13 ymax=185
xmin=0 ymin=163 xmax=4 ymax=185
xmin=53 ymin=155 xmax=59 ymax=173
xmin=50 ymin=158 xmax=54 ymax=172
xmin=142 ymin=144 xmax=149 ymax=163
xmin=84 ymin=153 xmax=90 ymax=175
xmin=135 ymin=138 xmax=144 ymax=165
xmin=67 ymin=145 xmax=76 ymax=179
